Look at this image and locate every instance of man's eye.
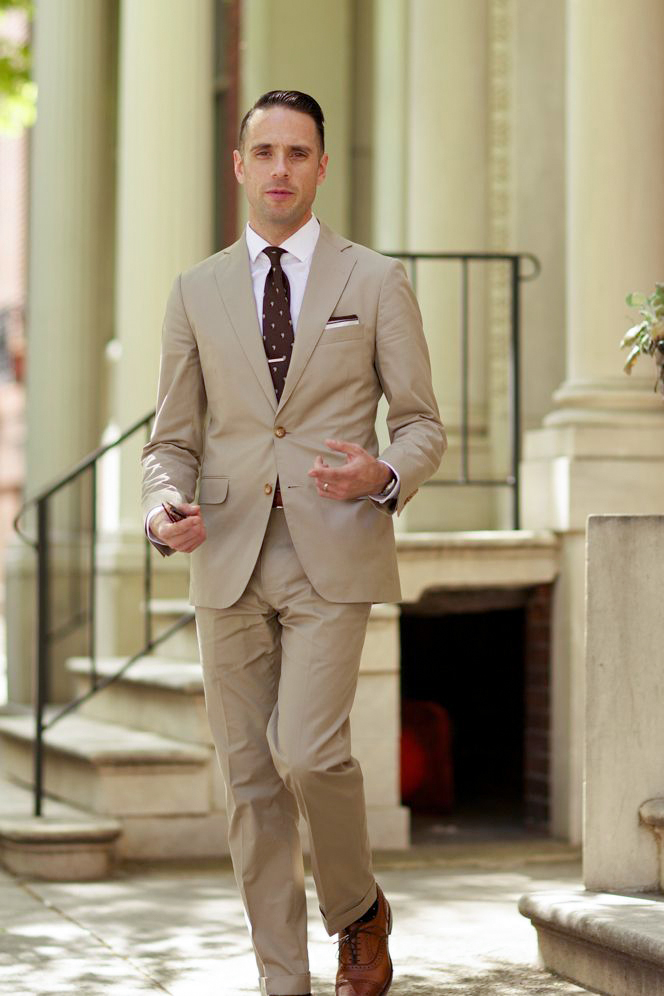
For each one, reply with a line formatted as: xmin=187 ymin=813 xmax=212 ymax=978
xmin=256 ymin=150 xmax=270 ymax=158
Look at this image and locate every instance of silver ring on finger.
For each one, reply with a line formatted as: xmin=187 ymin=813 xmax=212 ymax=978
xmin=323 ymin=482 xmax=329 ymax=491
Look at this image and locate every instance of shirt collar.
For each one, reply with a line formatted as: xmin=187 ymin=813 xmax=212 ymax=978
xmin=245 ymin=214 xmax=320 ymax=264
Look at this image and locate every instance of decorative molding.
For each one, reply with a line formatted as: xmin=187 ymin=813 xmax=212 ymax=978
xmin=487 ymin=0 xmax=515 ymax=497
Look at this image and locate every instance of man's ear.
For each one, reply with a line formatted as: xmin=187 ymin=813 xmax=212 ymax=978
xmin=233 ymin=149 xmax=244 ymax=184
xmin=317 ymin=152 xmax=329 ymax=187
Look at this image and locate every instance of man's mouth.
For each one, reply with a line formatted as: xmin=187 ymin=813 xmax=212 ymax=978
xmin=266 ymin=188 xmax=295 ymax=200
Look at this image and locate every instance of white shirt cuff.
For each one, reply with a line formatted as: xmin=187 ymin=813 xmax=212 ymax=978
xmin=369 ymin=461 xmax=400 ymax=503
xmin=146 ymin=504 xmax=163 ymax=542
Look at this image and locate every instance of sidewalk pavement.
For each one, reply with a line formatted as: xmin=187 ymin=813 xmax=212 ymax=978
xmin=0 ymin=836 xmax=591 ymax=996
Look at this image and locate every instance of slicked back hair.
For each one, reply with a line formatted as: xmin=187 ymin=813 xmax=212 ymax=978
xmin=238 ymin=90 xmax=325 ymax=154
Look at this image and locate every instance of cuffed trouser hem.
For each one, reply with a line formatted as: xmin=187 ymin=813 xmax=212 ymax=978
xmin=321 ymin=880 xmax=378 ymax=936
xmin=260 ymin=971 xmax=311 ymax=995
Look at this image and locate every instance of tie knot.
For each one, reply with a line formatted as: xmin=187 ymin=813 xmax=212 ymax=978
xmin=263 ymin=246 xmax=287 ymax=267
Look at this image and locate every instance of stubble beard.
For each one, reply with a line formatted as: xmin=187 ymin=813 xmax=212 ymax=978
xmin=261 ymin=198 xmax=307 ymax=232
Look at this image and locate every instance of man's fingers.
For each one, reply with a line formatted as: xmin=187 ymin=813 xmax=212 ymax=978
xmin=316 ymin=481 xmax=340 ymax=499
xmin=325 ymin=438 xmax=366 ymax=458
xmin=161 ymin=513 xmax=206 ymax=546
xmin=308 ymin=454 xmax=331 ymax=478
xmin=167 ymin=523 xmax=206 ymax=552
xmin=310 ymin=465 xmax=348 ymax=486
xmin=164 ymin=512 xmax=203 ymax=532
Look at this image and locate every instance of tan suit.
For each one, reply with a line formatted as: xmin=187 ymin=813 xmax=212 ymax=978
xmin=141 ymin=222 xmax=445 ymax=996
xmin=141 ymin=222 xmax=445 ymax=607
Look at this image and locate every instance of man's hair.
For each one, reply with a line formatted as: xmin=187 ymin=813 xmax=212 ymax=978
xmin=238 ymin=90 xmax=325 ymax=154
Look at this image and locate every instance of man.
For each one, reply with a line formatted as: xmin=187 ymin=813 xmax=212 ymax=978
xmin=141 ymin=90 xmax=446 ymax=996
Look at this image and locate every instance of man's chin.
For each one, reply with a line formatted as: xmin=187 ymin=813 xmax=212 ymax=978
xmin=262 ymin=205 xmax=309 ymax=229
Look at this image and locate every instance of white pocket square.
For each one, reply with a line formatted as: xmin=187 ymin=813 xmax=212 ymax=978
xmin=324 ymin=314 xmax=360 ymax=330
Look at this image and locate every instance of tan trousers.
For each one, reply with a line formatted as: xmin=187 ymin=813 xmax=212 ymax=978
xmin=195 ymin=509 xmax=377 ymax=996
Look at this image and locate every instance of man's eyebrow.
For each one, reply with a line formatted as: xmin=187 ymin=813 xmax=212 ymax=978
xmin=248 ymin=142 xmax=314 ymax=154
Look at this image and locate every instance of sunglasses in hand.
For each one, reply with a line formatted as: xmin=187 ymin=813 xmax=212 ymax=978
xmin=162 ymin=500 xmax=188 ymax=523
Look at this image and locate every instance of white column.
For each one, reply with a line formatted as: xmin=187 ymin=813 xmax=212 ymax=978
xmin=6 ymin=0 xmax=117 ymax=704
xmin=404 ymin=0 xmax=492 ymax=530
xmin=110 ymin=0 xmax=214 ymax=534
xmin=25 ymin=0 xmax=116 ymax=492
xmin=510 ymin=0 xmax=566 ymax=434
xmin=552 ymin=0 xmax=664 ymax=422
xmin=239 ymin=0 xmax=352 ymax=236
xmin=371 ymin=0 xmax=409 ymax=254
xmin=522 ymin=0 xmax=664 ymax=843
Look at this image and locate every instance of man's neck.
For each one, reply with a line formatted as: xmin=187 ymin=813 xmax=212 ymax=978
xmin=248 ymin=211 xmax=312 ymax=246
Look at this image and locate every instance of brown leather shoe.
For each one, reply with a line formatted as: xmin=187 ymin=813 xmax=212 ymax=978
xmin=336 ymin=884 xmax=393 ymax=996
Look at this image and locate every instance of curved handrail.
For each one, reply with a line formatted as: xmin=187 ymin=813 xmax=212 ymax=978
xmin=13 ymin=409 xmax=156 ymax=548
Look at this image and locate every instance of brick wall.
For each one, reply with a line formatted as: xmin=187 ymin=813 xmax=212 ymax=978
xmin=523 ymin=583 xmax=552 ymax=830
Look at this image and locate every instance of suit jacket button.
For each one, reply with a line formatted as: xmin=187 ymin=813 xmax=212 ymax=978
xmin=264 ymin=483 xmax=273 ymax=496
xmin=274 ymin=426 xmax=286 ymax=438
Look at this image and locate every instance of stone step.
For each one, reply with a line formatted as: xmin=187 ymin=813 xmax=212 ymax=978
xmin=0 ymin=777 xmax=121 ymax=880
xmin=519 ymin=888 xmax=664 ymax=996
xmin=0 ymin=712 xmax=215 ymax=820
xmin=67 ymin=656 xmax=212 ymax=745
xmin=66 ymin=652 xmax=399 ymax=808
xmin=639 ymin=799 xmax=664 ymax=890
xmin=147 ymin=598 xmax=198 ymax=660
xmin=146 ymin=599 xmax=401 ymax=667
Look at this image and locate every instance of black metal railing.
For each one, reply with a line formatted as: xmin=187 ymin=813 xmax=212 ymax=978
xmin=13 ymin=412 xmax=195 ymax=816
xmin=13 ymin=248 xmax=538 ymax=818
xmin=386 ymin=251 xmax=540 ymax=529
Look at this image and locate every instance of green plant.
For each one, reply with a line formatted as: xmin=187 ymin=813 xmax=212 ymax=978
xmin=620 ymin=283 xmax=664 ymax=395
xmin=0 ymin=0 xmax=36 ymax=136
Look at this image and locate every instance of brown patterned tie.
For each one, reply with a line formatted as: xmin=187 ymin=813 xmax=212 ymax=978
xmin=261 ymin=246 xmax=294 ymax=402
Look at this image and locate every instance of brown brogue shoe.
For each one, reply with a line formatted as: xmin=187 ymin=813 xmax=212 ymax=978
xmin=336 ymin=884 xmax=393 ymax=996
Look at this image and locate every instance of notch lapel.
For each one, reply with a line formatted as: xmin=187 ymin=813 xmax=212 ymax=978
xmin=277 ymin=225 xmax=357 ymax=413
xmin=213 ymin=237 xmax=277 ymax=412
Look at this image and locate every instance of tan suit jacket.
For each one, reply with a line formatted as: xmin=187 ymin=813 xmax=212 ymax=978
xmin=141 ymin=222 xmax=446 ymax=608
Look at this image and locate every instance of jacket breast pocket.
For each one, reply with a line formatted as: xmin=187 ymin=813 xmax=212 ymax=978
xmin=197 ymin=477 xmax=229 ymax=503
xmin=320 ymin=323 xmax=365 ymax=344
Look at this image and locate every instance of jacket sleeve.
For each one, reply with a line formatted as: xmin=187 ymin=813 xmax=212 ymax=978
xmin=373 ymin=259 xmax=447 ymax=515
xmin=140 ymin=273 xmax=207 ymax=554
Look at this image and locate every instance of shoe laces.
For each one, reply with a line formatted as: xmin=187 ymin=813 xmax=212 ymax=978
xmin=338 ymin=919 xmax=388 ymax=967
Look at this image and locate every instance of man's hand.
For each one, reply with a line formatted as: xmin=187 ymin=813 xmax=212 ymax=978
xmin=308 ymin=440 xmax=392 ymax=500
xmin=151 ymin=503 xmax=207 ymax=553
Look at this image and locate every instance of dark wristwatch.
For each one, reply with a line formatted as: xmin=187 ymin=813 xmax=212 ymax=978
xmin=377 ymin=469 xmax=397 ymax=498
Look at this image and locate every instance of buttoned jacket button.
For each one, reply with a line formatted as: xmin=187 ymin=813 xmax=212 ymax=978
xmin=264 ymin=483 xmax=273 ymax=496
xmin=274 ymin=426 xmax=286 ymax=438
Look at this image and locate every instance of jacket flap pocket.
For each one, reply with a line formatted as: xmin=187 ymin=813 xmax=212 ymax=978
xmin=198 ymin=477 xmax=229 ymax=503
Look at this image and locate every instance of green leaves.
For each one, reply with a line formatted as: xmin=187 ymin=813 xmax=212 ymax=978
xmin=620 ymin=321 xmax=649 ymax=346
xmin=0 ymin=0 xmax=35 ymax=135
xmin=621 ymin=284 xmax=664 ymax=382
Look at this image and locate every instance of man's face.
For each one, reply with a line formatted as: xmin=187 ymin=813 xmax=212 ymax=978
xmin=233 ymin=106 xmax=328 ymax=237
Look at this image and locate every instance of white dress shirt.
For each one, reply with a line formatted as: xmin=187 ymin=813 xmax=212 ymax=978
xmin=146 ymin=216 xmax=398 ymax=539
xmin=246 ymin=213 xmax=320 ymax=333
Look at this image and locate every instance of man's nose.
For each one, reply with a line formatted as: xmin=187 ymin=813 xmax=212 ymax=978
xmin=271 ymin=154 xmax=289 ymax=177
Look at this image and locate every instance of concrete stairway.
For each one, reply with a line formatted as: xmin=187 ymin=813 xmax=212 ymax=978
xmin=519 ymin=888 xmax=664 ymax=995
xmin=0 ymin=777 xmax=121 ymax=880
xmin=0 ymin=600 xmax=408 ymax=874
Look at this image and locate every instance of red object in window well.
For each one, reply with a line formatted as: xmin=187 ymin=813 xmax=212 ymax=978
xmin=400 ymin=700 xmax=455 ymax=814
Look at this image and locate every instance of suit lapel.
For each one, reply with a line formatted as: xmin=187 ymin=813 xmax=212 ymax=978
xmin=213 ymin=236 xmax=277 ymax=412
xmin=277 ymin=224 xmax=357 ymax=413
